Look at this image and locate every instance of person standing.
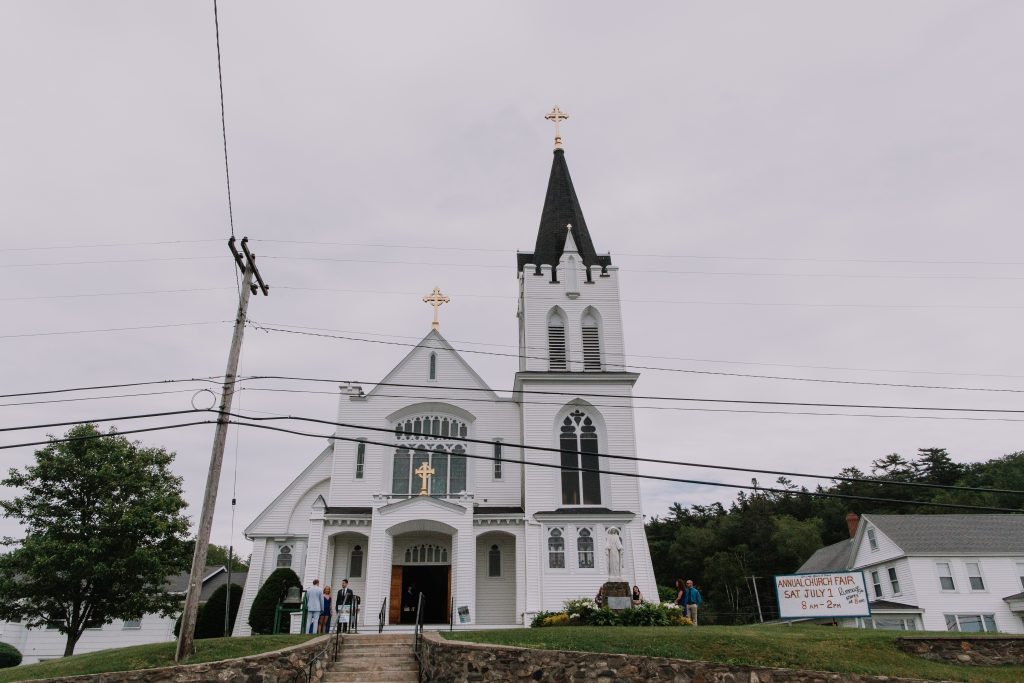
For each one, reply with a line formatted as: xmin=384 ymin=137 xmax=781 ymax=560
xmin=336 ymin=579 xmax=354 ymax=633
xmin=683 ymin=579 xmax=702 ymax=625
xmin=319 ymin=586 xmax=332 ymax=634
xmin=674 ymin=578 xmax=685 ymax=607
xmin=305 ymin=579 xmax=324 ymax=634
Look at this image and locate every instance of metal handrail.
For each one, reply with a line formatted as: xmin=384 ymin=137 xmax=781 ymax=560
xmin=413 ymin=591 xmax=425 ymax=655
xmin=378 ymin=597 xmax=387 ymax=634
xmin=290 ymin=634 xmax=338 ymax=683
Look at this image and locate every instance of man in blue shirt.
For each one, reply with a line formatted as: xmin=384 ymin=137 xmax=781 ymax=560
xmin=683 ymin=579 xmax=702 ymax=626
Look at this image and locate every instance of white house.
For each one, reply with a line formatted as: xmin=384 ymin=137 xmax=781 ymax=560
xmin=798 ymin=514 xmax=1024 ymax=633
xmin=233 ymin=131 xmax=658 ymax=634
xmin=0 ymin=565 xmax=244 ymax=665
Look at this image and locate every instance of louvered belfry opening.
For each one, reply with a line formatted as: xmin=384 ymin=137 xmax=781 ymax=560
xmin=548 ymin=324 xmax=567 ymax=370
xmin=582 ymin=325 xmax=601 ymax=371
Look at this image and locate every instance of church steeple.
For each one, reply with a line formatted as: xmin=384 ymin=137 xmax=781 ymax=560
xmin=517 ymin=109 xmax=611 ymax=275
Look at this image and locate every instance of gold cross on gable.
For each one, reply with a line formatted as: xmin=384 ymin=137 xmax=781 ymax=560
xmin=545 ymin=106 xmax=570 ymax=150
xmin=415 ymin=460 xmax=435 ymax=496
xmin=422 ymin=287 xmax=450 ymax=330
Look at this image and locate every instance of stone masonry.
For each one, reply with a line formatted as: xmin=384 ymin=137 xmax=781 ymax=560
xmin=896 ymin=637 xmax=1024 ymax=667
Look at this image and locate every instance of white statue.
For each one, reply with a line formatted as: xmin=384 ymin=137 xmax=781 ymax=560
xmin=606 ymin=527 xmax=624 ymax=578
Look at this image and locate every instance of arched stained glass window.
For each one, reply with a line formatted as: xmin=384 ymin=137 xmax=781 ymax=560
xmin=548 ymin=529 xmax=565 ymax=568
xmin=350 ymin=545 xmax=363 ymax=577
xmin=560 ymin=409 xmax=601 ymax=505
xmin=277 ymin=545 xmax=292 ymax=568
xmin=391 ymin=415 xmax=471 ymax=496
xmin=488 ymin=544 xmax=501 ymax=577
xmin=577 ymin=528 xmax=594 ymax=568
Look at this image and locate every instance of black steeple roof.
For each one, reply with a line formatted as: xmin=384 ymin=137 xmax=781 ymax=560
xmin=517 ymin=148 xmax=611 ymax=274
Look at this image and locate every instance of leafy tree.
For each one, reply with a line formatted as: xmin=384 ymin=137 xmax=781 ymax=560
xmin=0 ymin=424 xmax=192 ymax=657
xmin=913 ymin=448 xmax=964 ymax=486
xmin=770 ymin=515 xmax=823 ymax=569
xmin=204 ymin=544 xmax=249 ymax=572
xmin=0 ymin=642 xmax=22 ymax=668
xmin=248 ymin=567 xmax=302 ymax=634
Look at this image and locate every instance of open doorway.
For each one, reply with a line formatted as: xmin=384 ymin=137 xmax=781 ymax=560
xmin=397 ymin=565 xmax=450 ymax=624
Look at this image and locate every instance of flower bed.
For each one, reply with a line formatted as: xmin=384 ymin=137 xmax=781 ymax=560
xmin=531 ymin=598 xmax=693 ymax=627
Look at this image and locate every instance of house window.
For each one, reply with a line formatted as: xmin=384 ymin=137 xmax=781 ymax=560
xmin=488 ymin=545 xmax=501 ymax=577
xmin=871 ymin=570 xmax=883 ymax=598
xmin=429 ymin=353 xmax=436 ymax=380
xmin=581 ymin=310 xmax=601 ymax=371
xmin=493 ymin=441 xmax=502 ymax=479
xmin=392 ymin=416 xmax=469 ymax=495
xmin=945 ymin=614 xmax=997 ymax=633
xmin=277 ymin=545 xmax=292 ymax=568
xmin=355 ymin=442 xmax=365 ymax=479
xmin=862 ymin=617 xmax=917 ymax=631
xmin=559 ymin=409 xmax=601 ymax=505
xmin=547 ymin=310 xmax=567 ymax=371
xmin=577 ymin=528 xmax=595 ymax=568
xmin=936 ymin=562 xmax=955 ymax=591
xmin=887 ymin=567 xmax=901 ymax=595
xmin=965 ymin=562 xmax=985 ymax=590
xmin=350 ymin=545 xmax=363 ymax=578
xmin=548 ymin=528 xmax=565 ymax=568
xmin=867 ymin=528 xmax=878 ymax=551
xmin=122 ymin=619 xmax=142 ymax=630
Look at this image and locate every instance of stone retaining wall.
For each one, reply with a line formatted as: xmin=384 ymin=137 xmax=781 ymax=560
xmin=896 ymin=637 xmax=1024 ymax=666
xmin=30 ymin=635 xmax=332 ymax=683
xmin=421 ymin=632 xmax=936 ymax=683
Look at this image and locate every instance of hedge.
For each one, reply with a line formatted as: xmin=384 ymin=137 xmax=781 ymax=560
xmin=0 ymin=642 xmax=22 ymax=669
xmin=248 ymin=567 xmax=302 ymax=634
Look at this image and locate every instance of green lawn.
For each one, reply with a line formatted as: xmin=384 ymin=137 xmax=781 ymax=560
xmin=0 ymin=635 xmax=317 ymax=682
xmin=445 ymin=626 xmax=1024 ymax=683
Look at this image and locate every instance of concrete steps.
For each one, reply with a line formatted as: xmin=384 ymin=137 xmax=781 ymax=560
xmin=325 ymin=634 xmax=419 ymax=683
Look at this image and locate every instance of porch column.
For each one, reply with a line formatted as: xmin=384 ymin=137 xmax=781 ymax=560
xmin=514 ymin=525 xmax=526 ymax=624
xmin=364 ymin=518 xmax=392 ymax=625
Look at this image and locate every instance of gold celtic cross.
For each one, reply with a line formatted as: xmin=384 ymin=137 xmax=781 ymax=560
xmin=415 ymin=461 xmax=435 ymax=496
xmin=545 ymin=106 xmax=570 ymax=150
xmin=422 ymin=287 xmax=450 ymax=330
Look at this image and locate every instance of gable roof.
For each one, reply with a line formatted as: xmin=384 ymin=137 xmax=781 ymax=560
xmin=244 ymin=444 xmax=333 ymax=536
xmin=517 ymin=149 xmax=611 ymax=273
xmin=365 ymin=329 xmax=496 ymax=399
xmin=797 ymin=538 xmax=853 ymax=573
xmin=864 ymin=514 xmax=1024 ymax=555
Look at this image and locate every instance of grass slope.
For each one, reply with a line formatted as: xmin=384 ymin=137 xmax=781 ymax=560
xmin=0 ymin=635 xmax=316 ymax=683
xmin=445 ymin=626 xmax=1024 ymax=683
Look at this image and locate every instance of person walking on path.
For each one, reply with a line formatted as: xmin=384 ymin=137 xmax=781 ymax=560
xmin=682 ymin=579 xmax=702 ymax=625
xmin=305 ymin=579 xmax=324 ymax=634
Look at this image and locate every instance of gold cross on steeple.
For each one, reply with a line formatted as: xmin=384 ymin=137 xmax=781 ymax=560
xmin=422 ymin=287 xmax=450 ymax=330
xmin=415 ymin=460 xmax=435 ymax=496
xmin=545 ymin=106 xmax=570 ymax=150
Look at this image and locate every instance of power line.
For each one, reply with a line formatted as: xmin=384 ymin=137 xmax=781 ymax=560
xmin=1 ymin=256 xmax=223 ymax=268
xmin=0 ymin=389 xmax=204 ymax=409
xmin=2 ymin=411 xmax=1018 ymax=512
xmin=224 ymin=418 xmax=1024 ymax=514
xmin=246 ymin=323 xmax=1024 ymax=394
xmin=0 ymin=287 xmax=232 ymax=302
xmin=211 ymin=0 xmax=234 ymax=239
xmin=0 ymin=321 xmax=231 ymax=340
xmin=243 ymin=387 xmax=1024 ymax=423
xmin=0 ymin=376 xmax=222 ymax=400
xmin=0 ymin=239 xmax=223 ymax=253
xmin=5 ymin=407 xmax=1021 ymax=497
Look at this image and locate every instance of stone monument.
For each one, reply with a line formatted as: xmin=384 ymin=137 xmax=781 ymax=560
xmin=603 ymin=527 xmax=631 ymax=610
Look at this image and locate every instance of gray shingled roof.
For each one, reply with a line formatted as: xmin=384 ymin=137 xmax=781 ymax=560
xmin=797 ymin=538 xmax=853 ymax=573
xmin=867 ymin=514 xmax=1024 ymax=555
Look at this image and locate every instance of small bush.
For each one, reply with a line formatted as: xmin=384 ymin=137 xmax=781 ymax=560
xmin=530 ymin=610 xmax=557 ymax=628
xmin=0 ymin=642 xmax=22 ymax=668
xmin=531 ymin=599 xmax=692 ymax=627
xmin=248 ymin=568 xmax=302 ymax=635
xmin=657 ymin=585 xmax=678 ymax=603
xmin=543 ymin=613 xmax=569 ymax=626
xmin=588 ymin=607 xmax=621 ymax=626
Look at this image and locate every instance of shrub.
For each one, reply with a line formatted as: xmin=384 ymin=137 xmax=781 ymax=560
xmin=530 ymin=610 xmax=557 ymax=628
xmin=620 ymin=603 xmax=671 ymax=626
xmin=562 ymin=598 xmax=597 ymax=623
xmin=588 ymin=607 xmax=621 ymax=626
xmin=657 ymin=585 xmax=678 ymax=603
xmin=543 ymin=612 xmax=569 ymax=626
xmin=197 ymin=583 xmax=244 ymax=638
xmin=0 ymin=642 xmax=22 ymax=668
xmin=248 ymin=567 xmax=302 ymax=634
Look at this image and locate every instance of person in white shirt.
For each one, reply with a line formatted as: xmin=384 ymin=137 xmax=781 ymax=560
xmin=304 ymin=579 xmax=324 ymax=634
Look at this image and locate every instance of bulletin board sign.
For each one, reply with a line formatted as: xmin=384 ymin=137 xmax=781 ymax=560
xmin=774 ymin=571 xmax=871 ymax=619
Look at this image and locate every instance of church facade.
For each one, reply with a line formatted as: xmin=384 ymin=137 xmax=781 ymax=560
xmin=234 ymin=130 xmax=658 ymax=632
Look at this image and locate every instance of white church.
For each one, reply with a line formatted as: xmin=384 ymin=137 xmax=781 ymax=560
xmin=234 ymin=113 xmax=658 ymax=631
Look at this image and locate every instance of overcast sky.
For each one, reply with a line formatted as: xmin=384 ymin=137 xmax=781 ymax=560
xmin=2 ymin=1 xmax=1023 ymax=553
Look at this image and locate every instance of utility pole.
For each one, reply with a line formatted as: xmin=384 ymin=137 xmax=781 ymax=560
xmin=748 ymin=575 xmax=764 ymax=623
xmin=176 ymin=237 xmax=268 ymax=662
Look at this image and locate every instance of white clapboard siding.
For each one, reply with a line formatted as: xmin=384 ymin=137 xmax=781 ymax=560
xmin=904 ymin=556 xmax=1024 ymax=633
xmin=475 ymin=532 xmax=517 ymax=624
xmin=3 ymin=616 xmax=175 ymax=665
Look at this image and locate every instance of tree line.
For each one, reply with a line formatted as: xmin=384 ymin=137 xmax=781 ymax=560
xmin=644 ymin=447 xmax=1024 ymax=623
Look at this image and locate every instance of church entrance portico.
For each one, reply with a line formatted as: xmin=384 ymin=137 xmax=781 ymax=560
xmin=390 ymin=532 xmax=452 ymax=624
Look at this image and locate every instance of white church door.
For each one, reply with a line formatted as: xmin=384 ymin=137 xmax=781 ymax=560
xmin=475 ymin=531 xmax=516 ymax=624
xmin=328 ymin=532 xmax=368 ymax=618
xmin=390 ymin=532 xmax=452 ymax=625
